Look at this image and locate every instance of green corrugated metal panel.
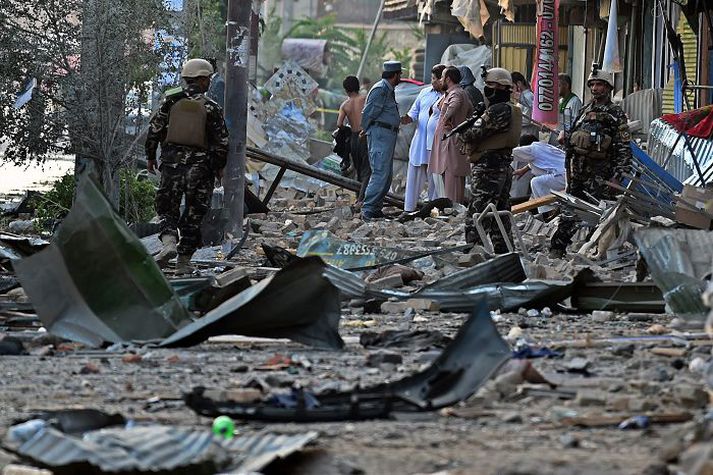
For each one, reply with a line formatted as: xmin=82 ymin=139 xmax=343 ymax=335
xmin=662 ymin=15 xmax=698 ymax=113
xmin=499 ymin=23 xmax=568 ymax=46
xmin=500 ymin=46 xmax=530 ymax=74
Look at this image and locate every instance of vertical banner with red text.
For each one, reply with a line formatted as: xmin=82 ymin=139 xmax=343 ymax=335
xmin=531 ymin=0 xmax=559 ymax=126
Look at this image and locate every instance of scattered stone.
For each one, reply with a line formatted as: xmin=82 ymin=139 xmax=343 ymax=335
xmin=591 ymin=310 xmax=615 ymax=322
xmin=366 ymin=351 xmax=403 ymax=367
xmin=689 ymin=357 xmax=709 ymax=374
xmin=673 ymin=384 xmax=709 ymax=409
xmin=559 ymin=433 xmax=580 ymax=448
xmin=506 ymin=326 xmax=524 ymax=341
xmin=380 ymin=301 xmax=414 ymax=314
xmin=80 ymin=362 xmax=100 ymax=374
xmin=122 ymin=354 xmax=143 ymax=364
xmin=565 ymin=357 xmax=591 ymax=374
xmin=457 ymin=253 xmax=484 ymax=267
xmin=501 ymin=411 xmax=523 ymax=423
xmin=525 ymin=309 xmax=540 ymax=318
xmin=610 ymin=344 xmax=635 ymax=357
xmin=8 ymin=220 xmax=35 ymax=234
xmin=575 ymin=390 xmax=607 ymax=407
xmin=4 ymin=288 xmax=29 ymax=303
xmin=404 ymin=298 xmax=440 ymax=312
xmin=540 ymin=307 xmax=553 ymax=318
xmin=647 ymin=324 xmax=669 ymax=335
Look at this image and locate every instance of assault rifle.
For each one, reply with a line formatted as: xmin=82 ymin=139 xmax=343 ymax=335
xmin=443 ymin=101 xmax=486 ymax=139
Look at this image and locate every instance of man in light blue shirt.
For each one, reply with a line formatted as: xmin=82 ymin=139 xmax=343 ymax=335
xmin=360 ymin=60 xmax=402 ymax=220
xmin=400 ymin=64 xmax=445 ymax=211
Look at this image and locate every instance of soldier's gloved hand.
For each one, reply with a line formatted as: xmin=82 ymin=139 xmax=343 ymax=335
xmin=147 ymin=159 xmax=157 ymax=175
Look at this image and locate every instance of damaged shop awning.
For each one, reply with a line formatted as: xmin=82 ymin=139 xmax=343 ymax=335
xmin=14 ymin=178 xmax=343 ymax=350
xmin=185 ymin=301 xmax=511 ymax=422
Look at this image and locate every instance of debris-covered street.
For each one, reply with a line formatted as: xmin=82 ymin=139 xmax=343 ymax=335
xmin=2 ymin=0 xmax=713 ymax=473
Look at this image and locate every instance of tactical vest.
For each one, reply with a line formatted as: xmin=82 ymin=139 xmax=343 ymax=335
xmin=165 ymin=95 xmax=208 ymax=148
xmin=568 ymin=110 xmax=613 ymax=159
xmin=468 ymin=104 xmax=522 ymax=163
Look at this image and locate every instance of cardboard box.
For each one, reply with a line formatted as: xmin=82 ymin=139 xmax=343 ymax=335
xmin=674 ymin=185 xmax=713 ymax=229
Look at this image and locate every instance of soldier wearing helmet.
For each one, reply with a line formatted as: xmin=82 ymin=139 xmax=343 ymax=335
xmin=457 ymin=66 xmax=522 ymax=253
xmin=145 ymin=58 xmax=230 ymax=273
xmin=549 ymin=63 xmax=631 ymax=259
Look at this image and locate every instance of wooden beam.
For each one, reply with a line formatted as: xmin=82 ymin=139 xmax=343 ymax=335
xmin=511 ymin=194 xmax=557 ymax=214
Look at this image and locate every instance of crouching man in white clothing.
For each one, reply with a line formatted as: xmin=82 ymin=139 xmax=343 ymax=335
xmin=512 ymin=134 xmax=566 ymax=215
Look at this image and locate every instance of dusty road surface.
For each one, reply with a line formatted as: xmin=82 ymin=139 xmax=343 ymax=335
xmin=0 ymin=187 xmax=711 ymax=475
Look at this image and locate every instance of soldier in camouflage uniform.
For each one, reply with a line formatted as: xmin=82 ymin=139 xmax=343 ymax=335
xmin=145 ymin=58 xmax=229 ymax=273
xmin=549 ymin=65 xmax=631 ymax=258
xmin=458 ymin=67 xmax=522 ymax=254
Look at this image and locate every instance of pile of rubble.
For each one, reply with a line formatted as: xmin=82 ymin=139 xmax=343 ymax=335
xmin=0 ymin=169 xmax=712 ymax=474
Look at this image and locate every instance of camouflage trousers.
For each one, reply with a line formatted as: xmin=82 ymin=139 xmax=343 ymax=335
xmin=465 ymin=163 xmax=513 ymax=254
xmin=550 ymin=157 xmax=612 ymax=251
xmin=156 ymin=161 xmax=214 ymax=255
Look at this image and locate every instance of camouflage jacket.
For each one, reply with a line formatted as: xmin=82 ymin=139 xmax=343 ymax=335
xmin=458 ymin=102 xmax=514 ymax=167
xmin=145 ymin=84 xmax=229 ymax=170
xmin=567 ymin=99 xmax=631 ymax=178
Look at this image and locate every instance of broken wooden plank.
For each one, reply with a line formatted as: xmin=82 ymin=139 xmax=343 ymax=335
xmin=650 ymin=347 xmax=688 ymax=357
xmin=511 ymin=194 xmax=556 ymax=214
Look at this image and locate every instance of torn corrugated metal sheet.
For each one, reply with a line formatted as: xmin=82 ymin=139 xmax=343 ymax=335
xmin=13 ymin=179 xmax=342 ymax=350
xmin=421 ymin=253 xmax=526 ymax=290
xmin=185 ymin=301 xmax=511 ymax=422
xmin=322 ymin=256 xmax=587 ymax=313
xmin=13 ymin=178 xmax=193 ymax=347
xmin=648 ymin=118 xmax=713 ymax=186
xmin=3 ymin=423 xmax=317 ymax=475
xmin=160 ymin=256 xmax=344 ymax=350
xmin=635 ymin=228 xmax=713 ymax=316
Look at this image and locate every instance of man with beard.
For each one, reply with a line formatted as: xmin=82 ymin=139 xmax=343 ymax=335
xmin=458 ymin=67 xmax=521 ymax=253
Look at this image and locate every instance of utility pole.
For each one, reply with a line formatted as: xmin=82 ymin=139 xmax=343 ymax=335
xmin=223 ymin=0 xmax=252 ymax=243
xmin=356 ymin=0 xmax=386 ymax=80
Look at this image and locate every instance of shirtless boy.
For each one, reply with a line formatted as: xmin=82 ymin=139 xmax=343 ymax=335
xmin=337 ymin=75 xmax=371 ymax=206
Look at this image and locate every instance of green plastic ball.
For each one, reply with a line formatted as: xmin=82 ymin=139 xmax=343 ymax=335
xmin=212 ymin=415 xmax=235 ymax=440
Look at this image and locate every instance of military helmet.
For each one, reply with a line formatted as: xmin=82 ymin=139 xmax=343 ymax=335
xmin=181 ymin=58 xmax=214 ymax=79
xmin=484 ymin=67 xmax=513 ymax=88
xmin=587 ymin=65 xmax=614 ymax=88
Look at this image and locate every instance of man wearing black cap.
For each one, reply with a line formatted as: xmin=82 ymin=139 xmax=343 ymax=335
xmin=359 ymin=60 xmax=402 ymax=220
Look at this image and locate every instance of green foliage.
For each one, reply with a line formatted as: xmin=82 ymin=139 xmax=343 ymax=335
xmin=32 ymin=173 xmax=75 ymax=229
xmin=32 ymin=171 xmax=156 ymax=230
xmin=119 ymin=170 xmax=156 ymax=224
xmin=185 ymin=0 xmax=226 ymax=64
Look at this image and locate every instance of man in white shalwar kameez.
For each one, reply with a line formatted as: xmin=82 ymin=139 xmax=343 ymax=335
xmin=400 ymin=64 xmax=446 ymax=211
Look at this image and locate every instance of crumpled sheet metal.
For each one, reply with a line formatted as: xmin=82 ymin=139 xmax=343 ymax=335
xmin=185 ymin=301 xmax=511 ymax=422
xmin=14 ymin=178 xmax=192 ymax=347
xmin=4 ymin=424 xmax=317 ymax=475
xmin=322 ymin=254 xmax=583 ymax=313
xmin=160 ymin=256 xmax=344 ymax=350
xmin=635 ymin=228 xmax=713 ymax=316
